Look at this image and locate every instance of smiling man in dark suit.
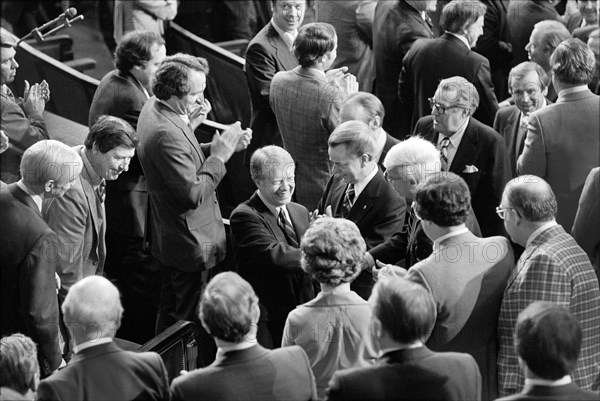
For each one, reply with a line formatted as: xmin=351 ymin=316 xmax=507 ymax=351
xmin=318 ymin=120 xmax=406 ymax=299
xmin=244 ymin=0 xmax=305 ymax=153
xmin=230 ymin=145 xmax=315 ymax=348
xmin=494 ymin=62 xmax=550 ymax=178
xmin=414 ymin=76 xmax=510 ymax=237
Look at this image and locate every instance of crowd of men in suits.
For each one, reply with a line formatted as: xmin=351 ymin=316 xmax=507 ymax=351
xmin=1 ymin=0 xmax=600 ymax=400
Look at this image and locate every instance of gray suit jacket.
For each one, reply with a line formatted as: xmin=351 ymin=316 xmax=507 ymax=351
xmin=170 ymin=345 xmax=317 ymax=401
xmin=44 ymin=145 xmax=106 ymax=299
xmin=408 ymin=231 xmax=514 ymax=401
xmin=315 ymin=0 xmax=377 ymax=92
xmin=137 ymin=97 xmax=226 ymax=271
xmin=270 ymin=66 xmax=347 ymax=210
xmin=518 ymin=88 xmax=600 ymax=230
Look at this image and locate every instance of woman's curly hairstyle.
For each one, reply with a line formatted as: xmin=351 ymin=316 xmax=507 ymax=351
xmin=300 ymin=217 xmax=365 ymax=287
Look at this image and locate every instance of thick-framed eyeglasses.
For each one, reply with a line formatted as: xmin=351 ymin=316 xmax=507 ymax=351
xmin=428 ymin=98 xmax=465 ymax=115
xmin=496 ymin=206 xmax=517 ymax=220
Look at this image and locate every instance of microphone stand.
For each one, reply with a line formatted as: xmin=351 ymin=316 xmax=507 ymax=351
xmin=17 ymin=14 xmax=85 ymax=45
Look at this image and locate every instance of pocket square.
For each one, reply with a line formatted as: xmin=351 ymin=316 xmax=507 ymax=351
xmin=463 ymin=165 xmax=479 ymax=173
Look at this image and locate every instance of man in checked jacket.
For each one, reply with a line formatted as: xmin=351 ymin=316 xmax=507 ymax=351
xmin=496 ymin=175 xmax=600 ymax=397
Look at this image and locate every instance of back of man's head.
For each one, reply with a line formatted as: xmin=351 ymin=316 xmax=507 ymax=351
xmin=370 ymin=277 xmax=436 ymax=344
xmin=414 ymin=172 xmax=471 ymax=227
xmin=504 ymin=176 xmax=557 ymax=222
xmin=62 ymin=276 xmax=124 ymax=344
xmin=340 ymin=92 xmax=385 ymax=126
xmin=383 ymin=136 xmax=441 ymax=184
xmin=440 ymin=0 xmax=486 ymax=34
xmin=516 ymin=301 xmax=582 ymax=380
xmin=200 ymin=272 xmax=259 ymax=344
xmin=293 ymin=22 xmax=336 ymax=68
xmin=535 ymin=20 xmax=571 ymax=55
xmin=328 ymin=120 xmax=376 ymax=158
xmin=551 ymin=37 xmax=596 ymax=85
xmin=20 ymin=139 xmax=82 ymax=191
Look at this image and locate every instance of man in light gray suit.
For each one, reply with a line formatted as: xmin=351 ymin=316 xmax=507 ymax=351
xmin=405 ymin=172 xmax=514 ymax=401
xmin=518 ymin=38 xmax=600 ymax=230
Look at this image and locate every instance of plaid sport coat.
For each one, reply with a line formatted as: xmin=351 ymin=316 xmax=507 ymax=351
xmin=497 ymin=224 xmax=600 ymax=397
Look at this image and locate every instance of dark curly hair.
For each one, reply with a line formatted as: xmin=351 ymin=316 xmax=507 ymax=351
xmin=414 ymin=172 xmax=471 ymax=227
xmin=84 ymin=115 xmax=138 ymax=152
xmin=300 ymin=217 xmax=365 ymax=287
xmin=152 ymin=53 xmax=209 ymax=100
xmin=114 ymin=30 xmax=165 ymax=73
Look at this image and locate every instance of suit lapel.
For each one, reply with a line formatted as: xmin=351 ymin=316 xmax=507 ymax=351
xmin=347 ymin=170 xmax=384 ymax=222
xmin=505 ymin=108 xmax=521 ymax=158
xmin=326 ymin=175 xmax=348 ymax=217
xmin=248 ymin=193 xmax=288 ymax=243
xmin=286 ymin=202 xmax=308 ymax=240
xmin=267 ymin=23 xmax=297 ymax=71
xmin=155 ymin=99 xmax=204 ymax=162
xmin=450 ymin=120 xmax=478 ymax=173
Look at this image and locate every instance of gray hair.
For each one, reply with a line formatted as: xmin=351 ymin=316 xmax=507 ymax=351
xmin=383 ymin=136 xmax=441 ymax=184
xmin=20 ymin=140 xmax=83 ymax=188
xmin=249 ymin=145 xmax=295 ymax=184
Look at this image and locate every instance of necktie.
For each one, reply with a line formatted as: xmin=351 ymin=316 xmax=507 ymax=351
xmin=342 ymin=184 xmax=355 ymax=217
xmin=516 ymin=118 xmax=528 ymax=163
xmin=278 ymin=208 xmax=298 ymax=247
xmin=439 ymin=136 xmax=451 ymax=171
xmin=96 ymin=180 xmax=106 ymax=203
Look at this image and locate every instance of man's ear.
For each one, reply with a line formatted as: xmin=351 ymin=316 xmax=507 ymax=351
xmin=542 ymin=85 xmax=548 ymax=97
xmin=370 ymin=116 xmax=382 ymax=131
xmin=44 ymin=180 xmax=54 ymax=193
xmin=360 ymin=153 xmax=371 ymax=166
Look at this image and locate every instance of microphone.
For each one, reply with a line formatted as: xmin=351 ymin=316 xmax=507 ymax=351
xmin=18 ymin=8 xmax=79 ymax=44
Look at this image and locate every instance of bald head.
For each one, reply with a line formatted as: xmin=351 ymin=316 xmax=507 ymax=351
xmin=62 ymin=276 xmax=123 ymax=343
xmin=503 ymin=176 xmax=557 ymax=222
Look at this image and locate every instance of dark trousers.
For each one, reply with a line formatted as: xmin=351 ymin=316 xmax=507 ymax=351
xmin=156 ymin=263 xmax=217 ymax=368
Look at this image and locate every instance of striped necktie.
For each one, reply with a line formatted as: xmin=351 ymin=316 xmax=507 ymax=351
xmin=342 ymin=184 xmax=355 ymax=217
xmin=278 ymin=208 xmax=298 ymax=247
xmin=439 ymin=136 xmax=451 ymax=171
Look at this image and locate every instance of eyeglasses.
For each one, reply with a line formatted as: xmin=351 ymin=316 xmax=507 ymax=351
xmin=428 ymin=98 xmax=466 ymax=115
xmin=383 ymin=170 xmax=401 ymax=184
xmin=496 ymin=206 xmax=517 ymax=220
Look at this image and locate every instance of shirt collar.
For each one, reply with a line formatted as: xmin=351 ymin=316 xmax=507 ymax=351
xmin=433 ymin=226 xmax=469 ymax=251
xmin=353 ymin=164 xmax=378 ymax=200
xmin=525 ymin=375 xmax=572 ymax=387
xmin=256 ymin=190 xmax=289 ymax=220
xmin=217 ymin=341 xmax=256 ymax=358
xmin=80 ymin=147 xmax=104 ymax=189
xmin=271 ymin=18 xmax=297 ymax=51
xmin=558 ymin=85 xmax=589 ymax=97
xmin=439 ymin=117 xmax=469 ymax=147
xmin=73 ymin=337 xmax=113 ymax=354
xmin=16 ymin=180 xmax=43 ymax=213
xmin=307 ymin=67 xmax=327 ymax=78
xmin=379 ymin=341 xmax=423 ymax=358
xmin=446 ymin=31 xmax=470 ymax=49
xmin=157 ymin=99 xmax=190 ymax=125
xmin=526 ymin=220 xmax=558 ymax=247
xmin=130 ymin=73 xmax=150 ymax=99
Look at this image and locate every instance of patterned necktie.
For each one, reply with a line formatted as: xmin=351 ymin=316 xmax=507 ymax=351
xmin=439 ymin=136 xmax=451 ymax=171
xmin=516 ymin=115 xmax=529 ymax=162
xmin=342 ymin=184 xmax=355 ymax=217
xmin=278 ymin=208 xmax=298 ymax=247
xmin=96 ymin=180 xmax=106 ymax=203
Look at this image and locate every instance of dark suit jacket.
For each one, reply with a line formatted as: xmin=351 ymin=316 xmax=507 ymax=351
xmin=496 ymin=382 xmax=599 ymax=401
xmin=36 ymin=341 xmax=169 ymax=401
xmin=316 ymin=0 xmax=377 ymax=92
xmin=400 ymin=33 xmax=499 ymax=133
xmin=170 ymin=344 xmax=317 ymax=401
xmin=0 ymin=184 xmax=61 ymax=376
xmin=378 ymin=131 xmax=400 ymax=170
xmin=137 ymin=97 xmax=226 ymax=271
xmin=326 ymin=346 xmax=481 ymax=401
xmin=230 ymin=193 xmax=315 ymax=322
xmin=506 ymin=1 xmax=559 ymax=67
xmin=518 ymin=89 xmax=600 ymax=230
xmin=89 ymin=69 xmax=149 ymax=237
xmin=245 ymin=22 xmax=298 ymax=153
xmin=373 ymin=0 xmax=433 ymax=138
xmin=318 ymin=169 xmax=406 ymax=298
xmin=416 ymin=115 xmax=511 ymax=237
xmin=493 ymin=105 xmax=525 ymax=178
xmin=572 ymin=167 xmax=600 ymax=271
xmin=408 ymin=231 xmax=514 ymax=401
